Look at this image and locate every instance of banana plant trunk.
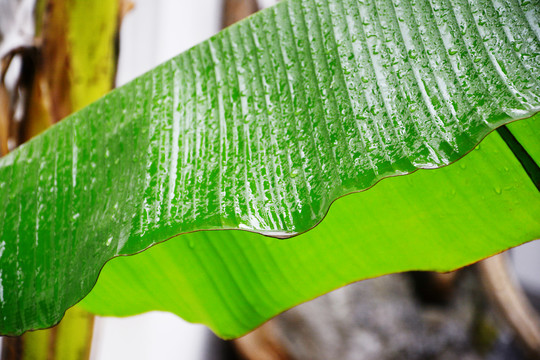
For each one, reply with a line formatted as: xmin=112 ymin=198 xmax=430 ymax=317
xmin=1 ymin=0 xmax=122 ymax=358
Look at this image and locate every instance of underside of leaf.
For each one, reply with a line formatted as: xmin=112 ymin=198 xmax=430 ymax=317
xmin=0 ymin=0 xmax=539 ymax=337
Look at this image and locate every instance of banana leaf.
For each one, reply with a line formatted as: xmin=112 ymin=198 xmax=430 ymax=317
xmin=1 ymin=0 xmax=539 ymax=338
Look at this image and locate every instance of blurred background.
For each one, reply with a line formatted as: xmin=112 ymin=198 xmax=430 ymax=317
xmin=0 ymin=0 xmax=539 ymax=359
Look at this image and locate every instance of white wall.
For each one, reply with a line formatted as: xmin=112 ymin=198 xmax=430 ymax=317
xmin=116 ymin=0 xmax=222 ymax=86
xmin=512 ymin=241 xmax=540 ymax=296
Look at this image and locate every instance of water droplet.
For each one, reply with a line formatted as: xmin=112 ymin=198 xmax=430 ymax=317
xmin=361 ymin=76 xmax=369 ymax=83
xmin=474 ymin=144 xmax=481 ymax=151
xmin=513 ymin=42 xmax=522 ymax=52
xmin=494 ymin=187 xmax=502 ymax=195
xmin=408 ymin=49 xmax=418 ymax=59
xmin=106 ymin=237 xmax=113 ymax=246
xmin=448 ymin=48 xmax=458 ymax=55
xmin=473 ymin=57 xmax=482 ymax=63
xmin=459 ymin=163 xmax=467 ymax=169
xmin=188 ymin=239 xmax=195 ymax=249
xmin=291 ymin=169 xmax=300 ymax=178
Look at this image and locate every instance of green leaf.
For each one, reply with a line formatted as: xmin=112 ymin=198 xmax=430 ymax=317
xmin=80 ymin=117 xmax=540 ymax=339
xmin=1 ymin=0 xmax=539 ymax=337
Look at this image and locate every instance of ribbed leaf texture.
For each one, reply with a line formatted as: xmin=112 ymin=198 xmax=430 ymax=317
xmin=0 ymin=0 xmax=539 ymax=336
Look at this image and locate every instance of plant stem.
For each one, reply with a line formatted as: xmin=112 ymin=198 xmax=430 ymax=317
xmin=479 ymin=254 xmax=540 ymax=358
xmin=222 ymin=0 xmax=259 ymax=28
xmin=2 ymin=307 xmax=95 ymax=360
xmin=0 ymin=0 xmax=122 ymax=358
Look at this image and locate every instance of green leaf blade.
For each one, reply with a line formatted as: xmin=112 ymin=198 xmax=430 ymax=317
xmin=1 ymin=0 xmax=539 ymax=336
xmin=80 ymin=120 xmax=540 ymax=339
